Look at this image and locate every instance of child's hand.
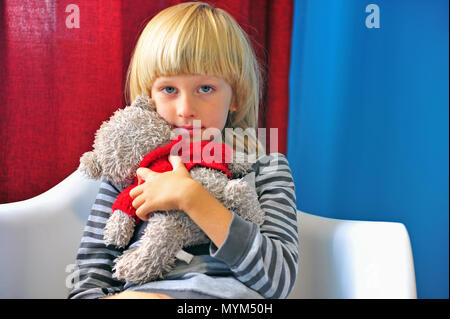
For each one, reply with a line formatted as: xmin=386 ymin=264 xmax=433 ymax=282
xmin=129 ymin=155 xmax=196 ymax=221
xmin=130 ymin=155 xmax=232 ymax=248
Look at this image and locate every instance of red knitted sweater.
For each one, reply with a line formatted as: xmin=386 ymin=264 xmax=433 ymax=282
xmin=111 ymin=135 xmax=232 ymax=222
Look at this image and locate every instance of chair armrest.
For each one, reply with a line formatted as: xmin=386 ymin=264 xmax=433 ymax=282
xmin=289 ymin=212 xmax=417 ymax=299
xmin=0 ymin=170 xmax=101 ymax=298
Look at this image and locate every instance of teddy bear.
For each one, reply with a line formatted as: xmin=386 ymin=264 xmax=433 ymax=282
xmin=79 ymin=95 xmax=265 ymax=285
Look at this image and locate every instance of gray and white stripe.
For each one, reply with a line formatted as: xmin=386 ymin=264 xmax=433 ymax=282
xmin=232 ymin=153 xmax=298 ymax=298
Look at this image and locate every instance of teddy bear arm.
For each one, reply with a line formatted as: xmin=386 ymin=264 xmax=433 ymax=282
xmin=79 ymin=151 xmax=103 ymax=179
xmin=104 ymin=210 xmax=136 ymax=248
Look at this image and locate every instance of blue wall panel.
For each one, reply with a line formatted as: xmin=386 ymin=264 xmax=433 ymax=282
xmin=288 ymin=0 xmax=448 ymax=298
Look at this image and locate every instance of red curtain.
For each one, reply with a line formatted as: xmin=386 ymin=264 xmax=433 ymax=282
xmin=0 ymin=0 xmax=293 ymax=203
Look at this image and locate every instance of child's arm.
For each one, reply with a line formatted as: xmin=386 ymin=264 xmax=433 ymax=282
xmin=207 ymin=153 xmax=298 ymax=298
xmin=68 ymin=179 xmax=125 ymax=299
xmin=180 ymin=179 xmax=233 ymax=247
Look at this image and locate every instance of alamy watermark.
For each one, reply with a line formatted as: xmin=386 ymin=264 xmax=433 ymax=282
xmin=365 ymin=4 xmax=380 ymax=29
xmin=168 ymin=120 xmax=279 ymax=164
xmin=65 ymin=4 xmax=80 ymax=29
xmin=65 ymin=263 xmax=81 ymax=290
xmin=64 ymin=4 xmax=380 ymax=30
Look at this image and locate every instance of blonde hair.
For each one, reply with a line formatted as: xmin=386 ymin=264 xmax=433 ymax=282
xmin=125 ymin=2 xmax=265 ymax=155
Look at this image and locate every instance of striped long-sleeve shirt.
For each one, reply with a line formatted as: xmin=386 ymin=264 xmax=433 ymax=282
xmin=68 ymin=153 xmax=298 ymax=299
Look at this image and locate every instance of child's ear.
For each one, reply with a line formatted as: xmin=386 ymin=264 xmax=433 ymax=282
xmin=230 ymin=105 xmax=238 ymax=112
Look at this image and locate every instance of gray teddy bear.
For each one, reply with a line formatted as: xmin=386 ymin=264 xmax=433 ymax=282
xmin=79 ymin=95 xmax=265 ymax=285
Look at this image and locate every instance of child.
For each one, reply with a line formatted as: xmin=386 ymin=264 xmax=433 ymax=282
xmin=69 ymin=2 xmax=298 ymax=299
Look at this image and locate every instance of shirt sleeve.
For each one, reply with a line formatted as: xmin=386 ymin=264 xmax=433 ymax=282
xmin=68 ymin=179 xmax=125 ymax=299
xmin=210 ymin=153 xmax=299 ymax=298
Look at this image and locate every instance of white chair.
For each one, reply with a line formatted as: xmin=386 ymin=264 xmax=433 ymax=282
xmin=0 ymin=170 xmax=417 ymax=299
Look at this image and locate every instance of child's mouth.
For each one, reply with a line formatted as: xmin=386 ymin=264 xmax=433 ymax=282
xmin=173 ymin=125 xmax=205 ymax=136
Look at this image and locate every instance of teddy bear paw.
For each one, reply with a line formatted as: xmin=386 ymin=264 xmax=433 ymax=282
xmin=112 ymin=242 xmax=170 ymax=284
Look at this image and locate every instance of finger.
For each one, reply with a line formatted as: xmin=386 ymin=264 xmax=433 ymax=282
xmin=132 ymin=194 xmax=146 ymax=209
xmin=136 ymin=167 xmax=155 ymax=180
xmin=168 ymin=155 xmax=184 ymax=170
xmin=129 ymin=185 xmax=144 ymax=198
xmin=136 ymin=202 xmax=152 ymax=221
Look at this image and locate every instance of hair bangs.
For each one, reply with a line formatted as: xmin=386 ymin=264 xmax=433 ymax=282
xmin=150 ymin=9 xmax=237 ymax=88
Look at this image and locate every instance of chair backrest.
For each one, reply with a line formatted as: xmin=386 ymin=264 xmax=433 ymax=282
xmin=0 ymin=170 xmax=101 ymax=298
xmin=0 ymin=170 xmax=417 ymax=298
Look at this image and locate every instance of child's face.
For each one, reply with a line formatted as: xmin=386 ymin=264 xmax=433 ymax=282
xmin=151 ymin=74 xmax=236 ymax=141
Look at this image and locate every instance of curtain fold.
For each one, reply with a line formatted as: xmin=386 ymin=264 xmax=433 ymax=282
xmin=0 ymin=0 xmax=293 ymax=203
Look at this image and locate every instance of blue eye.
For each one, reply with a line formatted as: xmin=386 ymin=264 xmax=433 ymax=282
xmin=199 ymin=85 xmax=213 ymax=93
xmin=163 ymin=87 xmax=176 ymax=94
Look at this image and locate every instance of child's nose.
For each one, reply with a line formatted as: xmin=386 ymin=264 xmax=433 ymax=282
xmin=177 ymin=94 xmax=196 ymax=118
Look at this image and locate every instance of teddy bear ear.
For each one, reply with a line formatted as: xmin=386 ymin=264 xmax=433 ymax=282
xmin=79 ymin=151 xmax=103 ymax=179
xmin=131 ymin=95 xmax=156 ymax=111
